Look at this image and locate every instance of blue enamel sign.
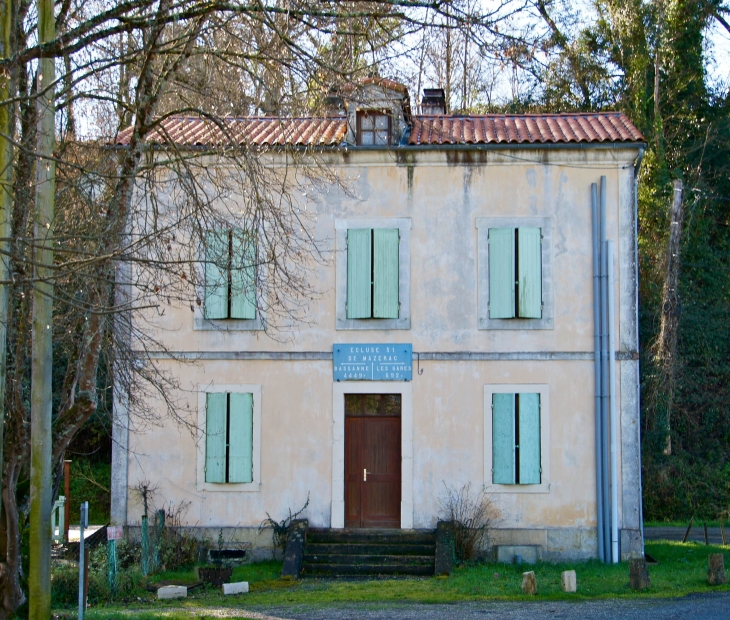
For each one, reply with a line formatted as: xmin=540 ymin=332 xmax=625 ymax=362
xmin=333 ymin=344 xmax=413 ymax=381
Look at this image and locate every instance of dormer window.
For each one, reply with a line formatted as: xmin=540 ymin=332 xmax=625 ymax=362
xmin=357 ymin=111 xmax=390 ymax=146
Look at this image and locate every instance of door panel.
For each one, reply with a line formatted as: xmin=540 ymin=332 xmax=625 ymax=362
xmin=344 ymin=394 xmax=401 ymax=528
xmin=362 ymin=417 xmax=400 ymax=526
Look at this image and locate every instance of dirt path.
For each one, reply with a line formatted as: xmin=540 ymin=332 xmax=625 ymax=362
xmin=252 ymin=593 xmax=730 ymax=619
xmin=644 ymin=525 xmax=727 ymax=545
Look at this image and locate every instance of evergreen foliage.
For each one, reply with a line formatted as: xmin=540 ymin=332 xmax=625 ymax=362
xmin=528 ymin=0 xmax=730 ymax=520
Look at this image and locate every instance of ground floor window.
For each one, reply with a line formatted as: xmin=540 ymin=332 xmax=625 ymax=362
xmin=197 ymin=383 xmax=261 ymax=491
xmin=205 ymin=392 xmax=254 ymax=483
xmin=492 ymin=392 xmax=541 ymax=484
xmin=483 ymin=384 xmax=550 ymax=493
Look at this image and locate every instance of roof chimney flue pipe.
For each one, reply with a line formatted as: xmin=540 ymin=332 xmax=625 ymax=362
xmin=421 ymin=88 xmax=446 ymax=115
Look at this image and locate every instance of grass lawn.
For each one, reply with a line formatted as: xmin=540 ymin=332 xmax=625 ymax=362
xmin=53 ymin=541 xmax=730 ymax=620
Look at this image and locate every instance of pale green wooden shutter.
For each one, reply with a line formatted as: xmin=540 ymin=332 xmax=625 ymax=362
xmin=518 ymin=393 xmax=541 ymax=484
xmin=373 ymin=228 xmax=399 ymax=318
xmin=228 ymin=393 xmax=253 ymax=483
xmin=489 ymin=228 xmax=515 ymax=319
xmin=230 ymin=230 xmax=256 ymax=319
xmin=347 ymin=229 xmax=372 ymax=318
xmin=517 ymin=227 xmax=542 ymax=318
xmin=492 ymin=393 xmax=516 ymax=484
xmin=205 ymin=230 xmax=229 ymax=319
xmin=205 ymin=393 xmax=227 ymax=483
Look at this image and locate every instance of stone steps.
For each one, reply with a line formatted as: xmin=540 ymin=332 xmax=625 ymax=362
xmin=301 ymin=528 xmax=437 ymax=578
xmin=303 ymin=562 xmax=435 ymax=577
xmin=305 ymin=542 xmax=436 ymax=556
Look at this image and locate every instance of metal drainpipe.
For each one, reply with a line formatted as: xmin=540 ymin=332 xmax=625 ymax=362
xmin=608 ymin=239 xmax=619 ymax=563
xmin=600 ymin=175 xmax=611 ymax=561
xmin=634 ymin=147 xmax=646 ymax=556
xmin=592 ymin=183 xmax=605 ymax=563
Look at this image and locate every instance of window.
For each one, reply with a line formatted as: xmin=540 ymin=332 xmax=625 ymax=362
xmin=483 ymin=384 xmax=550 ymax=493
xmin=357 ymin=112 xmax=391 ymax=146
xmin=492 ymin=392 xmax=541 ymax=485
xmin=204 ymin=229 xmax=256 ymax=320
xmin=489 ymin=227 xmax=542 ymax=319
xmin=205 ymin=392 xmax=253 ymax=484
xmin=347 ymin=228 xmax=399 ymax=319
xmin=476 ymin=217 xmax=553 ymax=330
xmin=335 ymin=218 xmax=411 ymax=330
xmin=197 ymin=384 xmax=261 ymax=491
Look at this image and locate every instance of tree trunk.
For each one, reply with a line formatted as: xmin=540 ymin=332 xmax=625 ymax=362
xmin=0 ymin=0 xmax=13 ymax=543
xmin=655 ymin=178 xmax=684 ymax=455
xmin=1 ymin=463 xmax=25 ymax=616
xmin=28 ymin=0 xmax=56 ymax=616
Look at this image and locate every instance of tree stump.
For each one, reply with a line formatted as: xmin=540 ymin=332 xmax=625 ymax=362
xmin=707 ymin=554 xmax=727 ymax=586
xmin=629 ymin=558 xmax=650 ymax=590
xmin=521 ymin=570 xmax=537 ymax=595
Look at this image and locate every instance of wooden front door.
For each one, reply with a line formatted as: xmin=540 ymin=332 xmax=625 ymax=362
xmin=345 ymin=394 xmax=401 ymax=528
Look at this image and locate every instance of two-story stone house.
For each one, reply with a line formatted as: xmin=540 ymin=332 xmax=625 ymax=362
xmin=111 ymin=79 xmax=645 ymax=564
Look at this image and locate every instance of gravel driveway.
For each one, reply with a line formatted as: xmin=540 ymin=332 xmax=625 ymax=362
xmin=251 ymin=593 xmax=730 ymax=620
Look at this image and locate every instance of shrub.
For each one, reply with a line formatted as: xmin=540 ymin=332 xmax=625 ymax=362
xmin=152 ymin=524 xmax=199 ymax=572
xmin=438 ymin=482 xmax=500 ymax=563
xmin=258 ymin=492 xmax=310 ymax=555
xmin=51 ymin=560 xmax=110 ymax=607
xmin=52 ymin=542 xmax=148 ymax=607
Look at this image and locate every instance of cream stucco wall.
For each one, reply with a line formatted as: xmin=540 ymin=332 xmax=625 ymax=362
xmin=114 ymin=145 xmax=643 ymax=560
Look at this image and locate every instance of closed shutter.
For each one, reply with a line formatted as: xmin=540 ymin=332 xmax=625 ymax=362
xmin=228 ymin=393 xmax=253 ymax=483
xmin=230 ymin=230 xmax=256 ymax=319
xmin=373 ymin=228 xmax=399 ymax=318
xmin=518 ymin=393 xmax=541 ymax=484
xmin=347 ymin=229 xmax=372 ymax=318
xmin=489 ymin=228 xmax=516 ymax=319
xmin=517 ymin=227 xmax=542 ymax=318
xmin=205 ymin=393 xmax=227 ymax=483
xmin=204 ymin=230 xmax=229 ymax=319
xmin=492 ymin=393 xmax=516 ymax=484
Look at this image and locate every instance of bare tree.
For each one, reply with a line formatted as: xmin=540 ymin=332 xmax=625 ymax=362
xmin=0 ymin=1 xmax=530 ymax=613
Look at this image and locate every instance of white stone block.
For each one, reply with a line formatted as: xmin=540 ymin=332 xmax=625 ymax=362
xmin=157 ymin=585 xmax=187 ymax=599
xmin=561 ymin=570 xmax=577 ymax=592
xmin=223 ymin=581 xmax=249 ymax=595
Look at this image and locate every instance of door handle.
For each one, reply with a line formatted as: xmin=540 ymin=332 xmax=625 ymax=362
xmin=363 ymin=469 xmax=371 ymax=482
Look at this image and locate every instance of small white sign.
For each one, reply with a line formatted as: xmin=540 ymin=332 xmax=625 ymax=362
xmin=106 ymin=525 xmax=123 ymax=540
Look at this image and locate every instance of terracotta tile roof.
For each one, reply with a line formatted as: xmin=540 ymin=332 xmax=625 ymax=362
xmin=115 ymin=116 xmax=348 ymax=147
xmin=115 ymin=112 xmax=643 ymax=148
xmin=408 ymin=113 xmax=643 ymax=145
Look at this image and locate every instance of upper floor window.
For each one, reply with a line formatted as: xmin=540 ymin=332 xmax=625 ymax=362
xmin=347 ymin=228 xmax=399 ymax=319
xmin=489 ymin=227 xmax=542 ymax=319
xmin=335 ymin=218 xmax=411 ymax=330
xmin=204 ymin=229 xmax=256 ymax=320
xmin=357 ymin=111 xmax=390 ymax=146
xmin=476 ymin=217 xmax=553 ymax=330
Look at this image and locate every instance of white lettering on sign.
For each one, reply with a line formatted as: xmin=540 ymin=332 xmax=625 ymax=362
xmin=333 ymin=344 xmax=413 ymax=381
